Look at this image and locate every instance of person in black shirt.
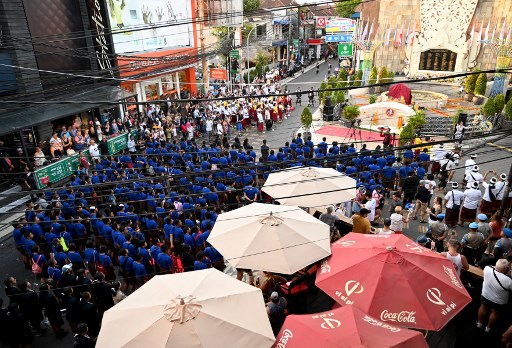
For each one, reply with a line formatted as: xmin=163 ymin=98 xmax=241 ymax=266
xmin=413 ymin=181 xmax=431 ymax=223
xmin=73 ymin=323 xmax=95 ymax=348
xmin=402 ymin=171 xmax=420 ymax=207
xmin=91 ymin=273 xmax=115 ymax=319
xmin=181 ymin=244 xmax=195 ymax=272
xmin=39 ymin=283 xmax=68 ymax=339
xmin=260 ymin=140 xmax=270 ymax=162
xmin=4 ymin=277 xmax=20 ymax=304
xmin=6 ymin=302 xmax=33 ymax=347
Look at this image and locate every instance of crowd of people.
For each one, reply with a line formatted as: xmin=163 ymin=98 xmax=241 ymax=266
xmin=2 ymin=79 xmax=512 ymax=345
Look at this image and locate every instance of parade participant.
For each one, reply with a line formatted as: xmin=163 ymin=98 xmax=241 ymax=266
xmin=444 ymin=182 xmax=464 ymax=228
xmin=464 ymin=154 xmax=477 ymax=177
xmin=459 ymin=181 xmax=482 ymax=227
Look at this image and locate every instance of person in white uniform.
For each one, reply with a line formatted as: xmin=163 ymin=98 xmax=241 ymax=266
xmin=464 ymin=165 xmax=483 ymax=186
xmin=464 ymin=154 xmax=477 ymax=177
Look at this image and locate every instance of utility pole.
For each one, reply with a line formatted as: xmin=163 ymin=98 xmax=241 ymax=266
xmin=198 ymin=0 xmax=208 ymax=93
xmin=499 ymin=161 xmax=512 ymax=218
xmin=286 ymin=1 xmax=292 ymax=72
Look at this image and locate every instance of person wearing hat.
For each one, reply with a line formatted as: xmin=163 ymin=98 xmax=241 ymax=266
xmin=480 ymin=174 xmax=502 ymax=216
xmin=460 ymin=222 xmax=485 ymax=265
xmin=440 ymin=239 xmax=469 ymax=277
xmin=266 ymin=290 xmax=287 ymax=336
xmin=495 ymin=172 xmax=509 ymax=210
xmin=464 ymin=165 xmax=483 ymax=187
xmin=438 ymin=153 xmax=456 ymax=190
xmin=443 ymin=182 xmax=464 ymax=228
xmin=494 ymin=228 xmax=512 ymax=260
xmin=432 ymin=143 xmax=447 ymax=176
xmin=476 ymin=213 xmax=491 ymax=239
xmin=416 ymin=234 xmax=433 ymax=250
xmin=430 ymin=213 xmax=448 ymax=252
xmin=464 ymin=154 xmax=478 ymax=177
xmin=352 ymin=208 xmax=372 ymax=234
xmin=459 ymin=181 xmax=482 ymax=227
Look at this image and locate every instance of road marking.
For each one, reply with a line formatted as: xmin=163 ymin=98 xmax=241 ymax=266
xmin=487 ymin=142 xmax=512 ymax=153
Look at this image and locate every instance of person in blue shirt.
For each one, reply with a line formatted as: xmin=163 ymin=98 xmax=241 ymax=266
xmin=47 ymin=259 xmax=62 ymax=284
xmin=98 ymin=245 xmax=115 ymax=281
xmin=243 ymin=183 xmax=260 ymax=203
xmin=122 ymin=234 xmax=137 ymax=258
xmin=83 ymin=240 xmax=99 ymax=276
xmin=24 ymin=231 xmax=37 ymax=255
xmin=133 ymin=254 xmax=148 ymax=288
xmin=67 ymin=243 xmax=85 ymax=272
xmin=204 ymin=244 xmax=224 ymax=271
xmin=119 ymin=248 xmax=135 ymax=292
xmin=403 ymin=148 xmax=414 ymax=164
xmin=31 ymin=245 xmax=48 ymax=281
xmin=156 ymin=245 xmax=173 ymax=274
xmin=193 ymin=251 xmax=211 ymax=271
xmin=53 ymin=244 xmax=69 ymax=269
xmin=137 ymin=240 xmax=153 ymax=274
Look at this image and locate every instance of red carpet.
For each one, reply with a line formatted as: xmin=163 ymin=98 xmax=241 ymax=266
xmin=316 ymin=125 xmax=394 ymax=142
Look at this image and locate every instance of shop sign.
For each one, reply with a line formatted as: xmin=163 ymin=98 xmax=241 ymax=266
xmin=86 ymin=0 xmax=115 ymax=77
xmin=34 ymin=151 xmax=87 ymax=189
xmin=210 ymin=68 xmax=228 ymax=80
xmin=326 ymin=18 xmax=356 ymax=33
xmin=107 ymin=130 xmax=137 ymax=155
xmin=338 ymin=43 xmax=353 ymax=57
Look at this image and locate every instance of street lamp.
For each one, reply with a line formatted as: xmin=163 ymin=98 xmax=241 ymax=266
xmin=246 ymin=23 xmax=266 ymax=89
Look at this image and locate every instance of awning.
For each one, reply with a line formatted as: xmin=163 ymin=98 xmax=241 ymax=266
xmin=274 ymin=18 xmax=290 ymax=25
xmin=350 ymin=12 xmax=360 ymax=19
xmin=0 ymin=86 xmax=136 ymax=137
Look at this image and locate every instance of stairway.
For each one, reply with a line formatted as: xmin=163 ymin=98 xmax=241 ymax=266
xmin=420 ymin=115 xmax=454 ymax=136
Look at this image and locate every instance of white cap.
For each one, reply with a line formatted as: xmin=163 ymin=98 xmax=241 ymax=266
xmin=490 ymin=177 xmax=497 ymax=185
xmin=472 ymin=165 xmax=479 ymax=172
xmin=471 ymin=181 xmax=479 ymax=189
xmin=500 ymin=173 xmax=507 ymax=180
xmin=451 ymin=182 xmax=459 ymax=188
xmin=470 ymin=154 xmax=477 ymax=159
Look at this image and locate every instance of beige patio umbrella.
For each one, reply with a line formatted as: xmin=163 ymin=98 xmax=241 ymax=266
xmin=262 ymin=167 xmax=357 ymax=207
xmin=96 ymin=269 xmax=275 ymax=348
xmin=207 ymin=203 xmax=331 ymax=274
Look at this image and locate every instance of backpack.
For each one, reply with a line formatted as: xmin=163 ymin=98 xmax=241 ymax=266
xmin=32 ymin=255 xmax=43 ymax=275
xmin=59 ymin=235 xmax=69 ymax=252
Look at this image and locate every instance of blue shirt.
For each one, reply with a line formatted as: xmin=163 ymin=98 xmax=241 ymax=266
xmin=67 ymin=251 xmax=83 ymax=264
xmin=194 ymin=260 xmax=209 ymax=270
xmin=119 ymin=255 xmax=134 ymax=272
xmin=157 ymin=253 xmax=173 ymax=271
xmin=133 ymin=262 xmax=147 ymax=279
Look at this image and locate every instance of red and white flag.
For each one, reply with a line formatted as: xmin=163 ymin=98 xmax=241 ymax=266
xmin=398 ymin=22 xmax=404 ymax=46
xmin=499 ymin=19 xmax=507 ymax=40
xmin=484 ymin=19 xmax=490 ymax=41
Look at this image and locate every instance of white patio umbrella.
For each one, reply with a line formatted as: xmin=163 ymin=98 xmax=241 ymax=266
xmin=207 ymin=203 xmax=331 ymax=274
xmin=262 ymin=166 xmax=357 ymax=207
xmin=96 ymin=269 xmax=275 ymax=348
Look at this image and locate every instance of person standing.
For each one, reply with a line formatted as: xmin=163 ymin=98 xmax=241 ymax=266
xmin=464 ymin=154 xmax=477 ymax=177
xmin=260 ymin=140 xmax=270 ymax=162
xmin=481 ymin=176 xmax=501 ymax=217
xmin=459 ymin=181 xmax=482 ymax=227
xmin=266 ymin=291 xmax=287 ymax=336
xmin=461 ymin=222 xmax=485 ymax=265
xmin=412 ymin=181 xmax=430 ymax=223
xmin=430 ymin=214 xmax=448 ymax=252
xmin=402 ymin=171 xmax=420 ymax=207
xmin=440 ymin=240 xmax=469 ymax=277
xmin=477 ymin=259 xmax=512 ymax=333
xmin=444 ymin=182 xmax=464 ymax=228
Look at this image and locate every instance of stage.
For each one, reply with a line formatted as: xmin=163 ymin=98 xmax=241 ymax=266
xmin=314 ymin=124 xmax=397 ymax=149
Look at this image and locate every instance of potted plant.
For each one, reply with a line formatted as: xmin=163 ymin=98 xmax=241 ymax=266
xmin=408 ymin=110 xmax=427 ymax=129
xmin=494 ymin=94 xmax=505 ymax=114
xmin=337 ymin=67 xmax=348 ymax=82
xmin=453 ymin=109 xmax=467 ymax=128
xmin=399 ymin=123 xmax=415 ymax=145
xmin=504 ymin=97 xmax=512 ymax=128
xmin=369 ymin=94 xmax=377 ymax=104
xmin=377 ymin=67 xmax=388 ymax=92
xmin=464 ymin=70 xmax=478 ymax=101
xmin=481 ymin=97 xmax=496 ymax=117
xmin=354 ymin=70 xmax=363 ymax=87
xmin=301 ymin=107 xmax=313 ymax=139
xmin=343 ymin=105 xmax=360 ymax=125
xmin=473 ymin=73 xmax=487 ymax=105
xmin=319 ymin=80 xmax=329 ymax=105
xmin=368 ymin=66 xmax=378 ymax=93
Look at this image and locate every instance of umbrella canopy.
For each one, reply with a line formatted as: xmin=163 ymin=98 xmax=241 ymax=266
xmin=272 ymin=306 xmax=428 ymax=348
xmin=262 ymin=167 xmax=357 ymax=208
xmin=315 ymin=233 xmax=472 ymax=331
xmin=207 ymin=203 xmax=331 ymax=274
xmin=388 ymin=83 xmax=412 ymax=105
xmin=97 ymin=269 xmax=275 ymax=348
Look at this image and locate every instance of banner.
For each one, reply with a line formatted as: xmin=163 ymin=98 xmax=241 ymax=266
xmin=338 ymin=43 xmax=353 ymax=57
xmin=229 ymin=50 xmax=240 ymax=73
xmin=210 ymin=68 xmax=228 ymax=80
xmin=326 ymin=18 xmax=356 ymax=33
xmin=107 ymin=130 xmax=137 ymax=155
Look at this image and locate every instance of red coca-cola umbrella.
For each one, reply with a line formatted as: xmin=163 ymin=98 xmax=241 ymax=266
xmin=272 ymin=306 xmax=428 ymax=348
xmin=315 ymin=233 xmax=472 ymax=331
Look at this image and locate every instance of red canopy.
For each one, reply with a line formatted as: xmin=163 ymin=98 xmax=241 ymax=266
xmin=272 ymin=306 xmax=428 ymax=348
xmin=388 ymin=83 xmax=412 ymax=105
xmin=315 ymin=233 xmax=472 ymax=331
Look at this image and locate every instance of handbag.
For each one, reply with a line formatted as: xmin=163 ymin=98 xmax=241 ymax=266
xmin=452 ymin=191 xmax=461 ymax=211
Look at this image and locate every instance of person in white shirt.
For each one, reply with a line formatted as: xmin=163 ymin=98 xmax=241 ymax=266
xmin=364 ymin=192 xmax=377 ymax=223
xmin=89 ymin=140 xmax=100 ymax=161
xmin=464 ymin=154 xmax=477 ymax=176
xmin=481 ymin=177 xmax=500 ymax=216
xmin=377 ymin=218 xmax=395 ymax=235
xmin=443 ymin=182 xmax=464 ymax=227
xmin=477 ymin=259 xmax=512 ymax=333
xmin=389 ymin=206 xmax=410 ymax=234
xmin=464 ymin=165 xmax=483 ymax=186
xmin=460 ymin=181 xmax=482 ymax=226
xmin=440 ymin=239 xmax=469 ymax=277
xmin=432 ymin=144 xmax=447 ymax=175
xmin=439 ymin=154 xmax=456 ymax=189
xmin=127 ymin=136 xmax=136 ymax=153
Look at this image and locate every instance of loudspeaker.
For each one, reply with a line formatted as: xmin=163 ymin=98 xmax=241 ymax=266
xmin=457 ymin=113 xmax=468 ymax=126
xmin=324 ymin=95 xmax=332 ymax=107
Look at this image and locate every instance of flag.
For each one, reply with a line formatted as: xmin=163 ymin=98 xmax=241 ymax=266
xmin=386 ymin=24 xmax=392 ymax=46
xmin=405 ymin=23 xmax=410 ymax=46
xmin=411 ymin=21 xmax=416 ymax=46
xmin=507 ymin=26 xmax=512 ymax=43
xmin=381 ymin=22 xmax=387 ymax=42
xmin=499 ymin=19 xmax=506 ymax=40
xmin=356 ymin=18 xmax=363 ymax=40
xmin=361 ymin=21 xmax=369 ymax=40
xmin=484 ymin=19 xmax=490 ymax=41
xmin=491 ymin=22 xmax=497 ymax=40
xmin=393 ymin=21 xmax=398 ymax=44
xmin=476 ymin=21 xmax=483 ymax=47
xmin=368 ymin=20 xmax=374 ymax=40
xmin=469 ymin=22 xmax=475 ymax=46
xmin=398 ymin=22 xmax=404 ymax=46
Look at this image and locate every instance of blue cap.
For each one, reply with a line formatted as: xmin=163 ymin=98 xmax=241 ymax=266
xmin=503 ymin=228 xmax=512 ymax=238
xmin=437 ymin=214 xmax=445 ymax=220
xmin=469 ymin=222 xmax=479 ymax=229
xmin=477 ymin=214 xmax=488 ymax=221
xmin=416 ymin=235 xmax=428 ymax=244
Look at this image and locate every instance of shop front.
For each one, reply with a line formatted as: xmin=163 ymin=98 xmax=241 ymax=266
xmin=117 ymin=49 xmax=198 ymax=112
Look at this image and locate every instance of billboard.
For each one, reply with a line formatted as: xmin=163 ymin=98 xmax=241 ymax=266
xmin=105 ymin=0 xmax=194 ymax=53
xmin=338 ymin=43 xmax=353 ymax=57
xmin=206 ymin=0 xmax=243 ymax=27
xmin=326 ymin=18 xmax=356 ymax=33
xmin=210 ymin=68 xmax=227 ymax=80
xmin=86 ymin=0 xmax=116 ymax=77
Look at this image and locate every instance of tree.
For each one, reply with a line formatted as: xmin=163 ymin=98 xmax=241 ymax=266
xmin=453 ymin=109 xmax=467 ymax=127
xmin=494 ymin=94 xmax=505 ymax=113
xmin=369 ymin=95 xmax=377 ymax=104
xmin=505 ymin=97 xmax=512 ymax=120
xmin=335 ymin=0 xmax=359 ymax=18
xmin=474 ymin=73 xmax=488 ymax=96
xmin=243 ymin=0 xmax=260 ymax=13
xmin=464 ymin=70 xmax=479 ymax=94
xmin=343 ymin=105 xmax=360 ymax=121
xmin=319 ymin=80 xmax=329 ymax=104
xmin=338 ymin=67 xmax=348 ymax=82
xmin=368 ymin=66 xmax=378 ymax=85
xmin=399 ymin=123 xmax=415 ymax=145
xmin=481 ymin=97 xmax=496 ymax=117
xmin=408 ymin=110 xmax=427 ymax=129
xmin=301 ymin=107 xmax=313 ymax=130
xmin=254 ymin=51 xmax=269 ymax=67
xmin=378 ymin=67 xmax=388 ymax=84
xmin=353 ymin=70 xmax=363 ymax=87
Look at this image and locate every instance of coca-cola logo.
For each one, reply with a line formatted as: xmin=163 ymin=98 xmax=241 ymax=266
xmin=320 ymin=318 xmax=341 ymax=329
xmin=275 ymin=329 xmax=293 ymax=348
xmin=405 ymin=243 xmax=426 ymax=253
xmin=380 ymin=310 xmax=417 ymax=324
xmin=362 ymin=315 xmax=401 ymax=332
xmin=443 ymin=265 xmax=463 ymax=289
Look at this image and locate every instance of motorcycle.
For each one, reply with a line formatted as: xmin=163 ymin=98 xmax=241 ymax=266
xmin=308 ymin=95 xmax=315 ymax=107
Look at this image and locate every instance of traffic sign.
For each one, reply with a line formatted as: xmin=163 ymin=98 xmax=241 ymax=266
xmin=326 ymin=34 xmax=353 ymax=43
xmin=316 ymin=17 xmax=326 ymax=28
xmin=338 ymin=43 xmax=353 ymax=57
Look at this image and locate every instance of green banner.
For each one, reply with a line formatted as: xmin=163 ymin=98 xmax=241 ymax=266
xmin=229 ymin=50 xmax=240 ymax=58
xmin=34 ymin=131 xmax=135 ymax=189
xmin=338 ymin=43 xmax=353 ymax=57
